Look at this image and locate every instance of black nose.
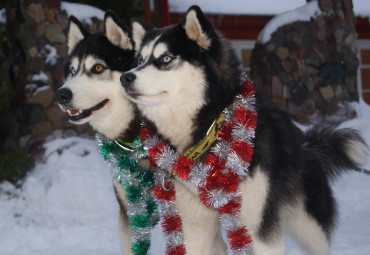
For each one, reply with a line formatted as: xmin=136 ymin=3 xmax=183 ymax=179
xmin=55 ymin=88 xmax=73 ymax=104
xmin=120 ymin=72 xmax=136 ymax=87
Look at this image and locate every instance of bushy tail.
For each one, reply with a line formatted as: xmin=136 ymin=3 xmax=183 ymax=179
xmin=303 ymin=125 xmax=369 ymax=181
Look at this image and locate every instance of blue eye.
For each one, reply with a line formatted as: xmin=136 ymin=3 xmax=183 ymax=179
xmin=70 ymin=66 xmax=76 ymax=75
xmin=163 ymin=55 xmax=172 ymax=63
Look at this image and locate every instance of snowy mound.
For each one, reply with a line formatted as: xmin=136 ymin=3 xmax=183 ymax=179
xmin=61 ymin=1 xmax=105 ymax=25
xmin=1 ymin=100 xmax=370 ymax=254
xmin=257 ymin=1 xmax=322 ymax=44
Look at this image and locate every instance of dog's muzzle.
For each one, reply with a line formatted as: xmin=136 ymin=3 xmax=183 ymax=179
xmin=120 ymin=72 xmax=136 ymax=88
xmin=55 ymin=88 xmax=73 ymax=105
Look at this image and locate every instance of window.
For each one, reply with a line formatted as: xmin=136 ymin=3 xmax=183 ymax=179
xmin=230 ymin=40 xmax=256 ymax=75
xmin=357 ymin=40 xmax=370 ymax=104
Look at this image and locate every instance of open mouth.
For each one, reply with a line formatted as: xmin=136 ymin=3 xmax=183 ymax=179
xmin=66 ymin=99 xmax=109 ymax=122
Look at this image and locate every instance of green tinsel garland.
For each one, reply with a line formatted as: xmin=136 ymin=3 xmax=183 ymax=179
xmin=96 ymin=134 xmax=159 ymax=255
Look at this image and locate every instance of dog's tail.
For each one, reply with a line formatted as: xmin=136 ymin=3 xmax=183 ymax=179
xmin=303 ymin=125 xmax=369 ymax=181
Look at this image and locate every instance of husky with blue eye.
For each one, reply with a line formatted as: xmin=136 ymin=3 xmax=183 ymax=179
xmin=120 ymin=5 xmax=369 ymax=255
xmin=55 ymin=13 xmax=140 ymax=255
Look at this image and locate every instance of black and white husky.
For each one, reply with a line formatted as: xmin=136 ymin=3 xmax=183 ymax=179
xmin=55 ymin=13 xmax=140 ymax=255
xmin=121 ymin=6 xmax=369 ymax=255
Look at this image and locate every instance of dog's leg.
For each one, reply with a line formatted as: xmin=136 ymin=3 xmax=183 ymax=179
xmin=174 ymin=181 xmax=227 ymax=255
xmin=211 ymin=226 xmax=228 ymax=255
xmin=284 ymin=202 xmax=330 ymax=255
xmin=239 ymin=167 xmax=286 ymax=255
xmin=113 ymin=179 xmax=133 ymax=255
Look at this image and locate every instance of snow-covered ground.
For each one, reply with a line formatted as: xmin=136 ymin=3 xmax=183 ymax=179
xmin=1 ymin=1 xmax=369 ymax=254
xmin=0 ymin=99 xmax=369 ymax=255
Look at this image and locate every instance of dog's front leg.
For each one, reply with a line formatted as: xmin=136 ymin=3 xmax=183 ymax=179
xmin=174 ymin=181 xmax=227 ymax=255
xmin=113 ymin=179 xmax=133 ymax=255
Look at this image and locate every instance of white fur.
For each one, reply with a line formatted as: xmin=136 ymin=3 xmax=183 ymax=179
xmin=184 ymin=10 xmax=211 ymax=50
xmin=84 ymin=56 xmax=107 ymax=71
xmin=113 ymin=180 xmax=133 ymax=255
xmin=60 ymin=57 xmax=134 ymax=140
xmin=105 ymin=16 xmax=133 ymax=50
xmin=132 ymin=21 xmax=147 ymax=52
xmin=174 ymin=181 xmax=227 ymax=255
xmin=238 ymin=167 xmax=287 ymax=255
xmin=345 ymin=139 xmax=369 ymax=166
xmin=123 ymin=61 xmax=207 ymax=152
xmin=284 ymin=201 xmax=330 ymax=255
xmin=68 ymin=21 xmax=85 ymax=54
xmin=140 ymin=36 xmax=161 ymax=63
xmin=153 ymin=43 xmax=169 ymax=58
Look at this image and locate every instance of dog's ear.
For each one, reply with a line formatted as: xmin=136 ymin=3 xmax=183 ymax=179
xmin=67 ymin=16 xmax=87 ymax=54
xmin=131 ymin=19 xmax=152 ymax=52
xmin=104 ymin=11 xmax=133 ymax=50
xmin=183 ymin=5 xmax=214 ymax=50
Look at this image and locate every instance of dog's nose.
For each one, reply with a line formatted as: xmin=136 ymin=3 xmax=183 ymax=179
xmin=55 ymin=88 xmax=73 ymax=104
xmin=120 ymin=72 xmax=136 ymax=87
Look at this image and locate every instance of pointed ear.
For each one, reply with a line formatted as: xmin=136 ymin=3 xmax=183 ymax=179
xmin=183 ymin=6 xmax=213 ymax=50
xmin=104 ymin=11 xmax=133 ymax=50
xmin=67 ymin=16 xmax=87 ymax=54
xmin=131 ymin=19 xmax=152 ymax=52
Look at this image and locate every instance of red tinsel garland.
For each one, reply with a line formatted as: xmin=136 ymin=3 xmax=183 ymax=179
xmin=141 ymin=77 xmax=257 ymax=254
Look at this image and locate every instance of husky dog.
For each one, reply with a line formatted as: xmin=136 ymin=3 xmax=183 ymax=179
xmin=55 ymin=13 xmax=139 ymax=255
xmin=120 ymin=6 xmax=369 ymax=255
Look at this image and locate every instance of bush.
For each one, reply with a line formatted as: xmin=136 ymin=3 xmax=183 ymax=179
xmin=0 ymin=149 xmax=34 ymax=185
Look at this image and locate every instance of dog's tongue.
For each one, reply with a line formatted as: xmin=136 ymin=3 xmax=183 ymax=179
xmin=70 ymin=109 xmax=79 ymax=114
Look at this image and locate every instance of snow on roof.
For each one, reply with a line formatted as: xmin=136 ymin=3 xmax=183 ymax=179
xmin=257 ymin=1 xmax=322 ymax=44
xmin=169 ymin=0 xmax=370 ymax=17
xmin=353 ymin=0 xmax=370 ymax=18
xmin=169 ymin=0 xmax=308 ymax=15
xmin=60 ymin=1 xmax=105 ymax=25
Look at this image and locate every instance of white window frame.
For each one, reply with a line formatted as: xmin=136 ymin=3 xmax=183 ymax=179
xmin=356 ymin=39 xmax=370 ymax=98
xmin=229 ymin=40 xmax=256 ymax=72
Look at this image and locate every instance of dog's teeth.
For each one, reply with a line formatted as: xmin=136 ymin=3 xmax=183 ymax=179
xmin=67 ymin=109 xmax=81 ymax=116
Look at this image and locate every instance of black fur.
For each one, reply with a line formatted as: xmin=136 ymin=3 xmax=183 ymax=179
xmin=130 ymin=5 xmax=368 ymax=246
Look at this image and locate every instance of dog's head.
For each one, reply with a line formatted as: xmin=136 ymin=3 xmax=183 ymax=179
xmin=119 ymin=6 xmax=241 ymax=149
xmin=55 ymin=12 xmax=137 ymax=138
xmin=120 ymin=6 xmax=226 ymax=107
xmin=121 ymin=5 xmax=240 ymax=109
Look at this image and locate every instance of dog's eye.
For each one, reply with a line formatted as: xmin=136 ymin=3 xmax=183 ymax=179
xmin=70 ymin=66 xmax=76 ymax=75
xmin=93 ymin=64 xmax=105 ymax=73
xmin=137 ymin=55 xmax=144 ymax=65
xmin=162 ymin=55 xmax=172 ymax=63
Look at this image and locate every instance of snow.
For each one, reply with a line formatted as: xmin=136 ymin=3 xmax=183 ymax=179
xmin=33 ymin=85 xmax=51 ymax=96
xmin=0 ymin=100 xmax=370 ymax=254
xmin=61 ymin=1 xmax=105 ymax=25
xmin=39 ymin=44 xmax=59 ymax=66
xmin=169 ymin=0 xmax=308 ymax=15
xmin=0 ymin=1 xmax=369 ymax=252
xmin=353 ymin=0 xmax=370 ymax=18
xmin=257 ymin=1 xmax=322 ymax=44
xmin=32 ymin=71 xmax=49 ymax=83
xmin=0 ymin=8 xmax=5 ymax=23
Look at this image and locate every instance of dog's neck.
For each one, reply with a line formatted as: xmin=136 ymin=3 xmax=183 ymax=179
xmin=140 ymin=103 xmax=197 ymax=153
xmin=90 ymin=98 xmax=139 ymax=141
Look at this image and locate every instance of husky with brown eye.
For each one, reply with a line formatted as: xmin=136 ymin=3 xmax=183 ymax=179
xmin=55 ymin=12 xmax=154 ymax=255
xmin=121 ymin=5 xmax=369 ymax=255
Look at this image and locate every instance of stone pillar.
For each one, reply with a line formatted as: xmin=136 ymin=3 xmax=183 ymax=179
xmin=3 ymin=0 xmax=100 ymax=156
xmin=251 ymin=0 xmax=359 ymax=125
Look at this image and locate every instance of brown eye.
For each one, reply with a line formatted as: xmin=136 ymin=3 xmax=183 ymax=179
xmin=93 ymin=64 xmax=105 ymax=73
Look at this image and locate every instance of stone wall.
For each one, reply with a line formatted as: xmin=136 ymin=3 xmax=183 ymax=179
xmin=251 ymin=0 xmax=359 ymax=124
xmin=4 ymin=0 xmax=103 ymax=155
